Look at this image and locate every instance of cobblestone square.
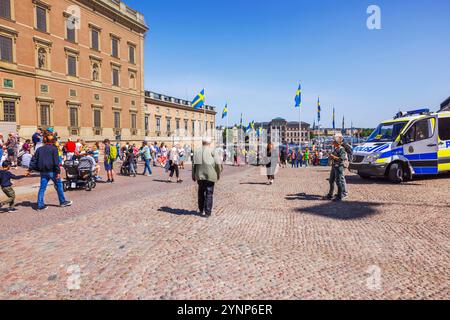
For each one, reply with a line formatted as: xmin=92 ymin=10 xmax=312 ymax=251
xmin=0 ymin=165 xmax=448 ymax=300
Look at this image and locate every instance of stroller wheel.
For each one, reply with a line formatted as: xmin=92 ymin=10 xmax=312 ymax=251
xmin=85 ymin=181 xmax=92 ymax=191
xmin=63 ymin=181 xmax=69 ymax=192
xmin=91 ymin=181 xmax=97 ymax=189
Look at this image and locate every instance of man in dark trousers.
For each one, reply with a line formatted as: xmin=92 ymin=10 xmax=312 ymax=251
xmin=29 ymin=132 xmax=72 ymax=211
xmin=192 ymin=138 xmax=222 ymax=217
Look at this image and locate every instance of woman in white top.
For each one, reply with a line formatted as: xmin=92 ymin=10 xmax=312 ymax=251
xmin=167 ymin=145 xmax=182 ymax=183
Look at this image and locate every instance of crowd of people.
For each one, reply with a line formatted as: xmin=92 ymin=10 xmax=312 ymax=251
xmin=0 ymin=126 xmax=351 ymax=216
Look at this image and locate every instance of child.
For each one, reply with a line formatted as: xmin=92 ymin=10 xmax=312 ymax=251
xmin=0 ymin=160 xmax=27 ymax=212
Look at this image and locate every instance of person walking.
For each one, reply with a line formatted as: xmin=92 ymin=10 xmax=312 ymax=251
xmin=168 ymin=145 xmax=182 ymax=183
xmin=192 ymin=138 xmax=222 ymax=217
xmin=126 ymin=146 xmax=137 ymax=177
xmin=103 ymin=139 xmax=116 ymax=184
xmin=266 ymin=142 xmax=277 ymax=185
xmin=324 ymin=134 xmax=348 ymax=202
xmin=140 ymin=141 xmax=153 ymax=176
xmin=29 ymin=133 xmax=72 ymax=211
xmin=291 ymin=149 xmax=297 ymax=168
xmin=0 ymin=160 xmax=27 ymax=212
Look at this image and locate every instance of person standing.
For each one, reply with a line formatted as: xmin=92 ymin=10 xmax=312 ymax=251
xmin=324 ymin=135 xmax=348 ymax=202
xmin=29 ymin=133 xmax=72 ymax=211
xmin=168 ymin=145 xmax=182 ymax=183
xmin=65 ymin=138 xmax=76 ymax=161
xmin=103 ymin=139 xmax=116 ymax=184
xmin=32 ymin=128 xmax=43 ymax=152
xmin=192 ymin=138 xmax=222 ymax=217
xmin=140 ymin=141 xmax=152 ymax=176
xmin=6 ymin=133 xmax=18 ymax=168
xmin=303 ymin=147 xmax=310 ymax=167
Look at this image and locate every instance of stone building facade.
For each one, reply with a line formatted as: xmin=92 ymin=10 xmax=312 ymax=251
xmin=144 ymin=91 xmax=216 ymax=145
xmin=256 ymin=117 xmax=310 ymax=145
xmin=0 ymin=0 xmax=148 ymax=141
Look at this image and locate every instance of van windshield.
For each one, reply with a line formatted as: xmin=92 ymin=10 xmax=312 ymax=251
xmin=367 ymin=121 xmax=408 ymax=142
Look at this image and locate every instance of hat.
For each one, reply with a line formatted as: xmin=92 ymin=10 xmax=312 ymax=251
xmin=202 ymin=137 xmax=212 ymax=145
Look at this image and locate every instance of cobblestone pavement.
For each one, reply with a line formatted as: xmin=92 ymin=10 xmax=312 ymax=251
xmin=0 ymin=165 xmax=448 ymax=300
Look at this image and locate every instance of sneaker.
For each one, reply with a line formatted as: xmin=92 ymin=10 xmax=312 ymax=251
xmin=37 ymin=206 xmax=48 ymax=212
xmin=342 ymin=193 xmax=349 ymax=199
xmin=106 ymin=180 xmax=112 ymax=184
xmin=7 ymin=207 xmax=17 ymax=212
xmin=333 ymin=197 xmax=343 ymax=202
xmin=323 ymin=194 xmax=333 ymax=200
xmin=60 ymin=200 xmax=73 ymax=207
xmin=177 ymin=179 xmax=183 ymax=183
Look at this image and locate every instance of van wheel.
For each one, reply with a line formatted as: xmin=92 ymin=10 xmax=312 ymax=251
xmin=388 ymin=163 xmax=403 ymax=184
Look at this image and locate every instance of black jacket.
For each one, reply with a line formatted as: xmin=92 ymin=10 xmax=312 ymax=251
xmin=30 ymin=144 xmax=61 ymax=174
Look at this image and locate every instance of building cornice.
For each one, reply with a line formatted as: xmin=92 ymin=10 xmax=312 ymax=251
xmin=75 ymin=0 xmax=149 ymax=34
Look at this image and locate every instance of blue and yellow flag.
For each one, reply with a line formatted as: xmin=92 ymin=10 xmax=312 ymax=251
xmin=317 ymin=97 xmax=321 ymax=122
xmin=222 ymin=103 xmax=228 ymax=119
xmin=332 ymin=107 xmax=335 ymax=129
xmin=192 ymin=89 xmax=205 ymax=109
xmin=246 ymin=121 xmax=255 ymax=133
xmin=256 ymin=127 xmax=262 ymax=137
xmin=295 ymin=84 xmax=302 ymax=108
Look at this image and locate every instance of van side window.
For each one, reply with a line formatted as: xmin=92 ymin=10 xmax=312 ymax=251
xmin=438 ymin=118 xmax=450 ymax=141
xmin=405 ymin=119 xmax=432 ymax=143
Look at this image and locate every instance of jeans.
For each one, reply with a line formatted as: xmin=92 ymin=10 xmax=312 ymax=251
xmin=38 ymin=172 xmax=66 ymax=208
xmin=327 ymin=166 xmax=345 ymax=198
xmin=143 ymin=159 xmax=152 ymax=175
xmin=198 ymin=180 xmax=215 ymax=215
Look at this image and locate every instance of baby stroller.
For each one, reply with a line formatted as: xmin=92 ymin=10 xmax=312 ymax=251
xmin=120 ymin=155 xmax=138 ymax=176
xmin=63 ymin=158 xmax=97 ymax=191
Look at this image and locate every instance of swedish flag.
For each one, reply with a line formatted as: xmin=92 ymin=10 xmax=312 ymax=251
xmin=222 ymin=103 xmax=228 ymax=119
xmin=317 ymin=97 xmax=321 ymax=122
xmin=192 ymin=89 xmax=205 ymax=109
xmin=246 ymin=121 xmax=255 ymax=133
xmin=256 ymin=126 xmax=263 ymax=137
xmin=295 ymin=84 xmax=302 ymax=108
xmin=332 ymin=107 xmax=335 ymax=129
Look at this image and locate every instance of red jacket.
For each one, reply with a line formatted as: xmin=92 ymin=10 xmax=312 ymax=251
xmin=65 ymin=141 xmax=76 ymax=153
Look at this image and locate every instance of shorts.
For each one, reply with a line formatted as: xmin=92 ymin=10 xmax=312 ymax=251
xmin=104 ymin=160 xmax=114 ymax=171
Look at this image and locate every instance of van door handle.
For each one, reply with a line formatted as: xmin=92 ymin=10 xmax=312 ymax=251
xmin=427 ymin=144 xmax=437 ymax=147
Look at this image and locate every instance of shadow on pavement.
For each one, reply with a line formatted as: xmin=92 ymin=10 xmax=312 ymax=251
xmin=158 ymin=206 xmax=201 ymax=217
xmin=344 ymin=175 xmax=422 ymax=186
xmin=286 ymin=193 xmax=381 ymax=220
xmin=14 ymin=201 xmax=60 ymax=210
xmin=240 ymin=182 xmax=268 ymax=185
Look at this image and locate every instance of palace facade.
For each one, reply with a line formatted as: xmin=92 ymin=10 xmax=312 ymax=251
xmin=0 ymin=0 xmax=148 ymax=141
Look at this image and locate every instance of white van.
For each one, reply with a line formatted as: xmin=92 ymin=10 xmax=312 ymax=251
xmin=349 ymin=109 xmax=450 ymax=183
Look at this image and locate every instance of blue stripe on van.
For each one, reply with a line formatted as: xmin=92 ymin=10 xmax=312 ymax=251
xmin=413 ymin=167 xmax=438 ymax=175
xmin=405 ymin=153 xmax=438 ymax=161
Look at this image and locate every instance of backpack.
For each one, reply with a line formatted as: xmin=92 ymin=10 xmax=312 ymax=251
xmin=109 ymin=145 xmax=118 ymax=160
xmin=342 ymin=142 xmax=353 ymax=158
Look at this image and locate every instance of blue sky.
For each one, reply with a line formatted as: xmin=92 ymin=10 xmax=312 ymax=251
xmin=125 ymin=0 xmax=450 ymax=128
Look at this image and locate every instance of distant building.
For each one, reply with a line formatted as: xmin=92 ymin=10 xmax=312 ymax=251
xmin=255 ymin=117 xmax=310 ymax=144
xmin=441 ymin=96 xmax=450 ymax=111
xmin=144 ymin=91 xmax=216 ymax=144
xmin=312 ymin=128 xmax=363 ymax=136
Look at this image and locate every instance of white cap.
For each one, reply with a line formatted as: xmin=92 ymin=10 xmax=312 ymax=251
xmin=202 ymin=137 xmax=212 ymax=145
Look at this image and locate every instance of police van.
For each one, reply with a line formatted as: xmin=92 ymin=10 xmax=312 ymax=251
xmin=349 ymin=109 xmax=450 ymax=183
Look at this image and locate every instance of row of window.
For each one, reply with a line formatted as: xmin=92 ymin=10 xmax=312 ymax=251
xmin=0 ymin=0 xmax=136 ymax=63
xmin=154 ymin=117 xmax=214 ymax=135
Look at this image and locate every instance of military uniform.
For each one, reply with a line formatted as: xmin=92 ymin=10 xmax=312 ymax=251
xmin=327 ymin=145 xmax=347 ymax=200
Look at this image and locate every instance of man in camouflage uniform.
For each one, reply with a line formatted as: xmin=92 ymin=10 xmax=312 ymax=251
xmin=324 ymin=134 xmax=348 ymax=202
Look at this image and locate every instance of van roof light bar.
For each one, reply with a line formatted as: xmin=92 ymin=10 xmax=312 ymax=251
xmin=394 ymin=108 xmax=430 ymax=119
